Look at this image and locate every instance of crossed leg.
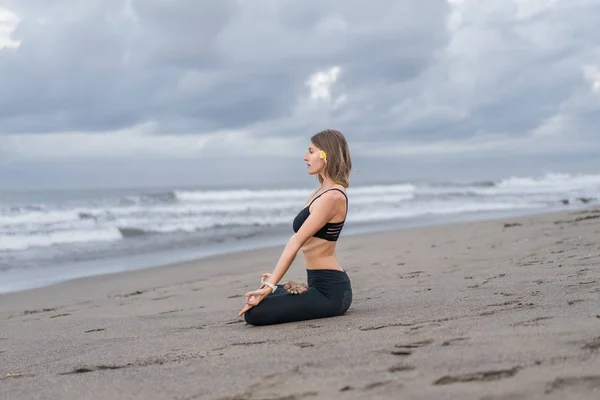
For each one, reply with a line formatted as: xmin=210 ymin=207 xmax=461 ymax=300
xmin=244 ymin=287 xmax=334 ymax=326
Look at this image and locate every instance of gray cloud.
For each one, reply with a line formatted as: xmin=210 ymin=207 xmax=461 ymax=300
xmin=0 ymin=0 xmax=449 ymax=136
xmin=1 ymin=0 xmax=600 ymax=191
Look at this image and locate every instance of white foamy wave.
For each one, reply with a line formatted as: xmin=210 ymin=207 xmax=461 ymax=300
xmin=496 ymin=173 xmax=600 ymax=192
xmin=0 ymin=209 xmax=82 ymax=227
xmin=352 ymin=192 xmax=414 ymax=204
xmin=175 ymin=184 xmax=415 ymax=203
xmin=174 ymin=188 xmax=311 ymax=202
xmin=0 ymin=228 xmax=122 ymax=252
xmin=1 ymin=175 xmax=597 ymax=257
xmin=349 ymin=184 xmax=416 ymax=195
xmin=133 ymin=214 xmax=293 ymax=234
xmin=415 ymin=185 xmax=478 ymax=196
xmin=146 ymin=200 xmax=302 ymax=214
xmin=349 ymin=201 xmax=538 ymax=223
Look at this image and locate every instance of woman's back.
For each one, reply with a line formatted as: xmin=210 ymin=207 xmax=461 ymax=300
xmin=295 ymin=186 xmax=348 ymax=271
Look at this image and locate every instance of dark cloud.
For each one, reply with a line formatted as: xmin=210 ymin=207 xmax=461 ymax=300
xmin=0 ymin=0 xmax=449 ymax=135
xmin=325 ymin=0 xmax=600 ymax=144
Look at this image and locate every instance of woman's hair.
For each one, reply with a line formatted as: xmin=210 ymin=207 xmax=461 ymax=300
xmin=311 ymin=129 xmax=352 ymax=188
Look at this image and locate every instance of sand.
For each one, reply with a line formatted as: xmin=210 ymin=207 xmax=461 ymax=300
xmin=1 ymin=207 xmax=599 ymax=400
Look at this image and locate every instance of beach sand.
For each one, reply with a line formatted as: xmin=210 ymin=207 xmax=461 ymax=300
xmin=1 ymin=207 xmax=599 ymax=400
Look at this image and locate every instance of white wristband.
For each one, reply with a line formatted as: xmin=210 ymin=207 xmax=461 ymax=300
xmin=262 ymin=281 xmax=276 ymax=293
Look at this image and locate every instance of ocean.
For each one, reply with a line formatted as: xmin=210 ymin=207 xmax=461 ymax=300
xmin=1 ymin=172 xmax=598 ymax=294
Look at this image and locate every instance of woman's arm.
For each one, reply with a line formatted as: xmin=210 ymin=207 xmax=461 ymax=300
xmin=264 ymin=191 xmax=345 ymax=286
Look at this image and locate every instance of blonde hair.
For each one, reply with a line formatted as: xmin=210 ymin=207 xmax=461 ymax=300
xmin=311 ymin=129 xmax=352 ymax=188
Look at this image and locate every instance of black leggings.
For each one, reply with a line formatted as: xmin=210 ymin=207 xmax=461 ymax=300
xmin=244 ymin=269 xmax=353 ymax=326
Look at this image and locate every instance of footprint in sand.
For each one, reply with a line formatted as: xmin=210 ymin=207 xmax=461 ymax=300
xmin=152 ymin=295 xmax=175 ymax=301
xmin=23 ymin=308 xmax=57 ymax=315
xmin=49 ymin=313 xmax=71 ymax=319
xmin=391 ymin=349 xmax=412 ymax=356
xmin=496 ymin=292 xmax=516 ymax=297
xmin=433 ymin=366 xmax=522 ymax=385
xmin=581 ymin=337 xmax=600 ymax=351
xmin=115 ymin=290 xmax=145 ymax=298
xmin=511 ymin=317 xmax=553 ymax=327
xmin=171 ymin=325 xmax=206 ymax=333
xmin=303 ymin=323 xmax=322 ymax=329
xmin=84 ymin=328 xmax=106 ymax=333
xmin=157 ymin=309 xmax=182 ymax=315
xmin=398 ymin=271 xmax=424 ymax=279
xmin=60 ymin=352 xmax=206 ymax=375
xmin=389 ymin=339 xmax=433 ymax=356
xmin=503 ymin=222 xmax=523 ymax=228
xmin=388 ymin=364 xmax=416 ymax=373
xmin=545 ymin=375 xmax=600 ymax=394
xmin=212 ymin=341 xmax=268 ymax=351
xmin=478 ymin=302 xmax=535 ymax=317
xmin=360 ymin=321 xmax=414 ymax=331
xmin=441 ymin=337 xmax=468 ymax=346
xmin=362 ymin=381 xmax=392 ymax=391
xmin=395 ymin=339 xmax=433 ymax=349
xmin=566 ymin=280 xmax=598 ymax=287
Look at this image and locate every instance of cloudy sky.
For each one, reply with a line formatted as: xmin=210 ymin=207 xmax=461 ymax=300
xmin=0 ymin=0 xmax=599 ymax=190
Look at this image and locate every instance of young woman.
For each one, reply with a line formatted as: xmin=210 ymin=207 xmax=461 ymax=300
xmin=238 ymin=129 xmax=353 ymax=326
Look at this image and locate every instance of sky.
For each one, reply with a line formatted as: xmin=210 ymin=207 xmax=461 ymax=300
xmin=0 ymin=0 xmax=599 ymax=190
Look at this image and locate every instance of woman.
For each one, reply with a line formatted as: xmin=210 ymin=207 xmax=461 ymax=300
xmin=238 ymin=129 xmax=353 ymax=326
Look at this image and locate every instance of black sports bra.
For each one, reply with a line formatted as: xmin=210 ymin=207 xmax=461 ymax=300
xmin=292 ymin=188 xmax=348 ymax=242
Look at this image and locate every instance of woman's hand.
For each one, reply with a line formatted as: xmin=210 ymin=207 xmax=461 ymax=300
xmin=238 ymin=286 xmax=272 ymax=317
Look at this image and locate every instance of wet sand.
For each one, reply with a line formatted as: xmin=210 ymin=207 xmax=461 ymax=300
xmin=1 ymin=207 xmax=599 ymax=400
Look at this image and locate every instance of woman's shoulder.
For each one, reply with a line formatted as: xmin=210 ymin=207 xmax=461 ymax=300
xmin=309 ymin=186 xmax=347 ymax=205
xmin=318 ymin=186 xmax=347 ymax=205
xmin=328 ymin=186 xmax=347 ymax=198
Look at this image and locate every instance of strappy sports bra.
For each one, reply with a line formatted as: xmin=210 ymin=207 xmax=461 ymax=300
xmin=292 ymin=188 xmax=348 ymax=242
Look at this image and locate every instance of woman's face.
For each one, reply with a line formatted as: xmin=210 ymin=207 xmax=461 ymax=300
xmin=304 ymin=142 xmax=326 ymax=175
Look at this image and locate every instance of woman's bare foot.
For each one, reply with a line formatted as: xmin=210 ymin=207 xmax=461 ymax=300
xmin=283 ymin=281 xmax=309 ymax=295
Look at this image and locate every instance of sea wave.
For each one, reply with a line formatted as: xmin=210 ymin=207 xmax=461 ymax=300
xmin=0 ymin=228 xmax=122 ymax=252
xmin=1 ymin=172 xmax=598 ymax=252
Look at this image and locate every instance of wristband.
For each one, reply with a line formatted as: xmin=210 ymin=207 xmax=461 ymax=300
xmin=262 ymin=281 xmax=276 ymax=293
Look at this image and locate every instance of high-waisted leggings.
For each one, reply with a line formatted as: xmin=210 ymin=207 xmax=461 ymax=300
xmin=244 ymin=269 xmax=353 ymax=326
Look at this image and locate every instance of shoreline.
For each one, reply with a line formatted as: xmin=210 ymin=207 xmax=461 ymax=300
xmin=0 ymin=203 xmax=586 ymax=297
xmin=1 ymin=206 xmax=599 ymax=399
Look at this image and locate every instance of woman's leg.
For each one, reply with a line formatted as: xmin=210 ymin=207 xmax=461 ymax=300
xmin=244 ymin=287 xmax=335 ymax=326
